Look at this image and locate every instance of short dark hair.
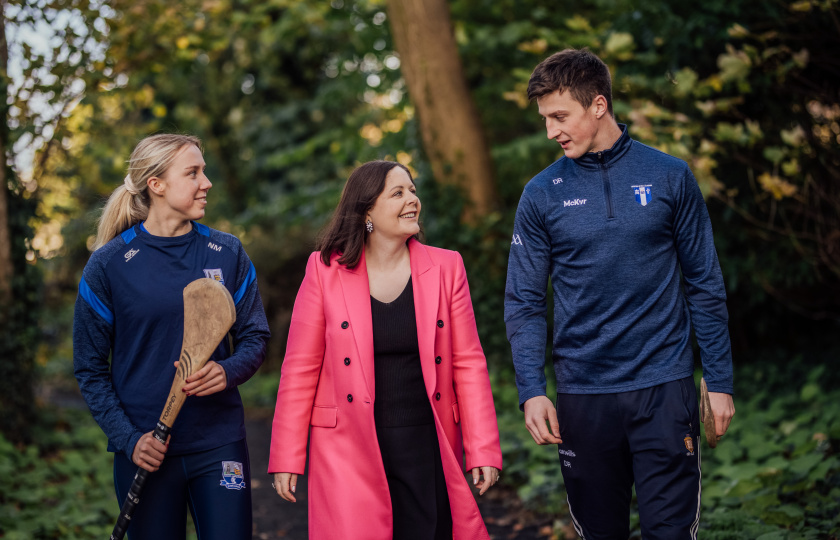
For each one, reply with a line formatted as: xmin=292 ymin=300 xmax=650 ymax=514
xmin=317 ymin=160 xmax=419 ymax=268
xmin=527 ymin=48 xmax=613 ymax=116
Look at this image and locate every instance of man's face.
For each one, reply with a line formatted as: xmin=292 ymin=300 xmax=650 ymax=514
xmin=537 ymin=90 xmax=602 ymax=159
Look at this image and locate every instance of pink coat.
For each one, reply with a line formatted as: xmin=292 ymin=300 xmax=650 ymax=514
xmin=268 ymin=239 xmax=502 ymax=539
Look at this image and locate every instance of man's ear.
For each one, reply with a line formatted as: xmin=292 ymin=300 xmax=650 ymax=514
xmin=593 ymin=95 xmax=610 ymax=119
xmin=147 ymin=176 xmax=165 ymax=196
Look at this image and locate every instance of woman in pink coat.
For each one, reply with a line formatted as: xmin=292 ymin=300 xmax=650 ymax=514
xmin=268 ymin=160 xmax=502 ymax=539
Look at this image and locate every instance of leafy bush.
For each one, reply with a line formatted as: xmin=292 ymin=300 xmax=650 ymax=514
xmin=0 ymin=409 xmax=115 ymax=539
xmin=0 ymin=408 xmax=204 ymax=539
xmin=698 ymin=361 xmax=840 ymax=538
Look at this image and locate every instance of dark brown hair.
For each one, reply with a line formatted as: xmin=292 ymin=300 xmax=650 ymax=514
xmin=527 ymin=48 xmax=614 ymax=117
xmin=316 ymin=160 xmax=418 ymax=268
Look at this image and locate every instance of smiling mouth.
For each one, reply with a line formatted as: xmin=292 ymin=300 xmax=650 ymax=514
xmin=400 ymin=212 xmax=417 ymax=219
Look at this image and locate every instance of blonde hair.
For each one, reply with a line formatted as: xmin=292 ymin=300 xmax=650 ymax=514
xmin=93 ymin=134 xmax=202 ymax=250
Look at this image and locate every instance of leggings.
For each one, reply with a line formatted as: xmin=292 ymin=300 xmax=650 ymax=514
xmin=112 ymin=438 xmax=251 ymax=540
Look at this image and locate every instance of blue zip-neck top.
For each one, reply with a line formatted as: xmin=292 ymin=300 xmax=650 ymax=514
xmin=505 ymin=125 xmax=733 ymax=406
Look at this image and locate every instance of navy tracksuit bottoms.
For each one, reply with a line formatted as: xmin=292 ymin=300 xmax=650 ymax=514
xmin=113 ymin=438 xmax=251 ymax=540
xmin=556 ymin=376 xmax=702 ymax=539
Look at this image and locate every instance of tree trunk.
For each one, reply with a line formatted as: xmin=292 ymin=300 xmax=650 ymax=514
xmin=0 ymin=7 xmax=12 ymax=305
xmin=386 ymin=0 xmax=497 ymax=221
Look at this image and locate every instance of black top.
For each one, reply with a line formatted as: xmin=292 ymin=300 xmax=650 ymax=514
xmin=371 ymin=277 xmax=434 ymax=427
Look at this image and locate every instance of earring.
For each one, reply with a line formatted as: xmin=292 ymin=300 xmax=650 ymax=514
xmin=365 ymin=220 xmax=374 ymax=233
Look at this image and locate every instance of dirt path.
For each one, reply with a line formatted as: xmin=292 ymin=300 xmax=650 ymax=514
xmin=246 ymin=409 xmax=554 ymax=539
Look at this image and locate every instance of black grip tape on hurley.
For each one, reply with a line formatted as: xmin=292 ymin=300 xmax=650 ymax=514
xmin=109 ymin=422 xmax=172 ymax=540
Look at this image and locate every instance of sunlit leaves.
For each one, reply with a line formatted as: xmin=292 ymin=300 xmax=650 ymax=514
xmin=603 ymin=32 xmax=635 ymax=61
xmin=672 ymin=67 xmax=699 ymax=98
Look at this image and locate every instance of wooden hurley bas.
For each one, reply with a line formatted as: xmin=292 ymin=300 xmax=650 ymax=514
xmin=110 ymin=278 xmax=236 ymax=540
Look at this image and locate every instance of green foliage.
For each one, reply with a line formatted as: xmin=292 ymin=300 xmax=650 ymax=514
xmin=0 ymin=184 xmax=42 ymax=443
xmin=26 ymin=0 xmax=424 ymax=370
xmin=1 ymin=0 xmax=115 ymax=443
xmin=0 ymin=409 xmax=115 ymax=538
xmin=697 ymin=361 xmax=840 ymax=537
xmin=601 ymin=0 xmax=840 ymax=340
xmin=0 ymin=408 xmax=202 ymax=539
xmin=9 ymin=2 xmax=840 ymax=533
xmin=488 ymin=361 xmax=840 ymax=537
xmin=239 ymin=368 xmax=282 ymax=410
xmin=19 ymin=0 xmax=839 ymax=383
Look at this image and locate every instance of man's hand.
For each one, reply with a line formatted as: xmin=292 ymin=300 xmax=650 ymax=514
xmin=708 ymin=392 xmax=735 ymax=438
xmin=523 ymin=395 xmax=563 ymax=445
xmin=175 ymin=360 xmax=228 ymax=396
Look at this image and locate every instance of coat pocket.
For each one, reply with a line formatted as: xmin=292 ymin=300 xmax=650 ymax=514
xmin=310 ymin=406 xmax=338 ymax=428
xmin=452 ymin=402 xmax=460 ymax=424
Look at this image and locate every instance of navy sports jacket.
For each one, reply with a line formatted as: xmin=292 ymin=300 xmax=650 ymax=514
xmin=505 ymin=125 xmax=733 ymax=407
xmin=73 ymin=221 xmax=270 ymax=458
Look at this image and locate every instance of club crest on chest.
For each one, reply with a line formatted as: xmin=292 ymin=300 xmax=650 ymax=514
xmin=632 ymin=184 xmax=653 ymax=206
xmin=203 ymin=268 xmax=225 ymax=284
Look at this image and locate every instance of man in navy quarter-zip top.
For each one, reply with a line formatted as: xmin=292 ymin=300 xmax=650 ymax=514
xmin=504 ymin=49 xmax=735 ymax=539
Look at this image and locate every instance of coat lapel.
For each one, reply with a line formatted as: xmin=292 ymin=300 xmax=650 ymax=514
xmin=337 ymin=252 xmax=376 ymax=398
xmin=409 ymin=239 xmax=440 ymax=395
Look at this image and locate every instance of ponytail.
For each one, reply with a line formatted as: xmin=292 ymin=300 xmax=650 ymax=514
xmin=93 ymin=183 xmax=150 ymax=250
xmin=92 ymin=134 xmax=202 ymax=250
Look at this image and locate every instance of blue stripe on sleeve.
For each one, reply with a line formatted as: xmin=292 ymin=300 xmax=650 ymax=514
xmin=193 ymin=222 xmax=210 ymax=237
xmin=233 ymin=262 xmax=256 ymax=305
xmin=79 ymin=278 xmax=114 ymax=325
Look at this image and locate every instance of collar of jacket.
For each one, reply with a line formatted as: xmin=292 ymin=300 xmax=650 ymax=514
xmin=573 ymin=123 xmax=632 ymax=170
xmin=337 ymin=238 xmax=440 ymax=400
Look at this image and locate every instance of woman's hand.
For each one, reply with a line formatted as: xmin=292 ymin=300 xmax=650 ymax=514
xmin=132 ymin=431 xmax=170 ymax=472
xmin=273 ymin=472 xmax=299 ymax=503
xmin=175 ymin=360 xmax=228 ymax=396
xmin=470 ymin=466 xmax=500 ymax=496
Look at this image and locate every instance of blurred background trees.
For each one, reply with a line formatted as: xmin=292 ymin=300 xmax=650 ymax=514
xmin=2 ymin=0 xmax=839 ymax=536
xmin=7 ymin=0 xmax=837 ymax=374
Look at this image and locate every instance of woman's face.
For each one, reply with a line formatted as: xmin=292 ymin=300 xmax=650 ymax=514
xmin=366 ymin=167 xmax=420 ymax=241
xmin=152 ymin=144 xmax=212 ymax=223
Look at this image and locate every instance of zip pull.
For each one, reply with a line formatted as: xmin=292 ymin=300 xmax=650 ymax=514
xmin=597 ymin=151 xmax=605 ymax=163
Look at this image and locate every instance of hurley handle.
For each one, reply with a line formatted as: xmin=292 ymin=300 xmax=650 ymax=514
xmin=110 ymin=422 xmax=171 ymax=540
xmin=108 ymin=278 xmax=235 ymax=539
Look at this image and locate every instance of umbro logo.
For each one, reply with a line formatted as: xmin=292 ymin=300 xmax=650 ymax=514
xmin=124 ymin=248 xmax=139 ymax=262
xmin=563 ymin=198 xmax=587 ymax=207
